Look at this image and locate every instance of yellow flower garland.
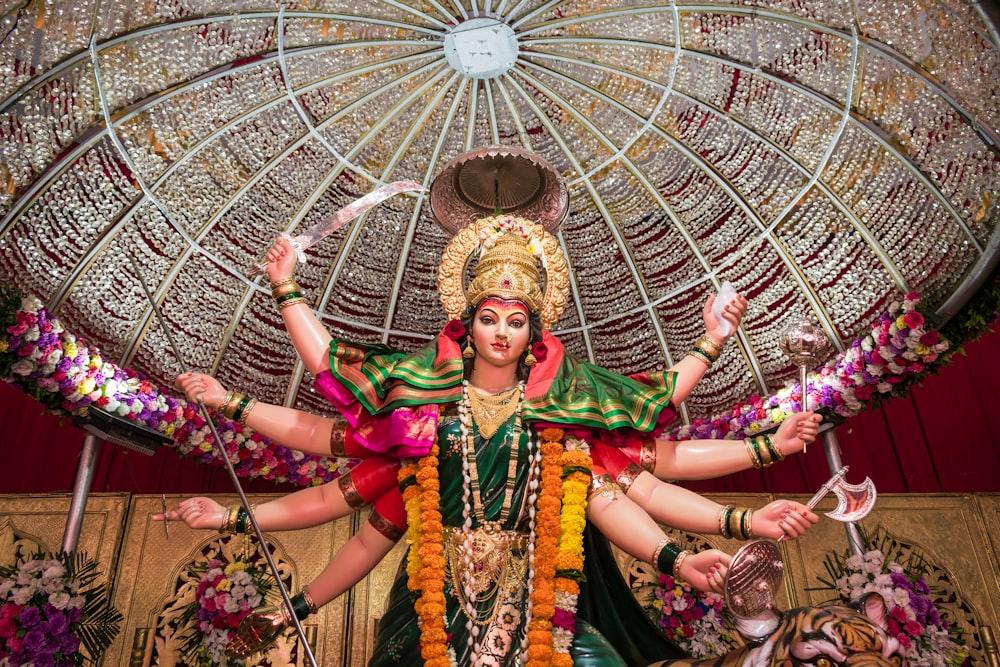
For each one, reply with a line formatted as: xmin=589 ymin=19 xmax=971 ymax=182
xmin=553 ymin=443 xmax=592 ymax=666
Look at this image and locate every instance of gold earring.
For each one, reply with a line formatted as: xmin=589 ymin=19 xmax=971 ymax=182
xmin=524 ymin=351 xmax=537 ymax=366
xmin=463 ymin=336 xmax=475 ymax=359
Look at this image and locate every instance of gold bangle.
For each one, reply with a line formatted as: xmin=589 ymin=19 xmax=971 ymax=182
xmin=743 ymin=508 xmax=754 ymax=539
xmin=651 ymin=537 xmax=675 ymax=567
xmin=718 ymin=505 xmax=735 ymax=538
xmin=728 ymin=508 xmax=743 ymax=540
xmin=688 ymin=348 xmax=714 ymax=367
xmin=278 ymin=296 xmax=307 ymax=310
xmin=222 ymin=392 xmax=244 ymax=420
xmin=219 ymin=505 xmax=240 ymax=533
xmin=696 ymin=334 xmax=724 ymax=354
xmin=754 ymin=436 xmax=773 ymax=467
xmin=238 ymin=397 xmax=258 ymax=426
xmin=693 ymin=336 xmax=722 ymax=362
xmin=217 ymin=390 xmax=234 ymax=413
xmin=672 ymin=549 xmax=691 ymax=579
xmin=301 ymin=586 xmax=318 ymax=614
xmin=744 ymin=438 xmax=762 ymax=469
xmin=269 ymin=277 xmax=295 ymax=289
xmin=763 ymin=434 xmax=785 ymax=462
xmin=271 ymin=280 xmax=302 ymax=299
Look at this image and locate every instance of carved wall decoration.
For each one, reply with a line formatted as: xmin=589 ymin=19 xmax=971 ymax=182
xmin=105 ymin=495 xmax=354 ymax=667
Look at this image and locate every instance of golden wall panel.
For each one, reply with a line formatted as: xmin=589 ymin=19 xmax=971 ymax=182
xmin=0 ymin=492 xmax=128 ymax=588
xmin=103 ymin=494 xmax=355 ymax=667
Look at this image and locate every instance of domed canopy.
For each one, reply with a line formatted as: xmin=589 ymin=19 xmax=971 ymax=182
xmin=1 ymin=1 xmax=997 ymax=423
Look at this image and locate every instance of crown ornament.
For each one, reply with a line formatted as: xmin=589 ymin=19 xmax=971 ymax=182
xmin=438 ymin=215 xmax=569 ymax=330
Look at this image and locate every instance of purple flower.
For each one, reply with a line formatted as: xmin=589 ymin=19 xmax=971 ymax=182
xmin=22 ymin=628 xmax=48 ymax=652
xmin=60 ymin=632 xmax=80 ymax=654
xmin=18 ymin=604 xmax=41 ymax=627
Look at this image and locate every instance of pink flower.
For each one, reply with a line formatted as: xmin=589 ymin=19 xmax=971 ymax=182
xmin=530 ymin=341 xmax=548 ymax=362
xmin=903 ymin=311 xmax=924 ymax=328
xmin=919 ymin=331 xmax=939 ymax=345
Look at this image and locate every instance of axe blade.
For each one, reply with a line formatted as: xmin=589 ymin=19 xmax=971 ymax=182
xmin=825 ymin=475 xmax=877 ymax=522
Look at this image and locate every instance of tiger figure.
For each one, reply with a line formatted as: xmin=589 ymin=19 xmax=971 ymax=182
xmin=651 ymin=593 xmax=903 ymax=667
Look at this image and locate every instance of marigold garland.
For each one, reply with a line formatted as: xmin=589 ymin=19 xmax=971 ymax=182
xmin=552 ymin=436 xmax=592 ymax=666
xmin=407 ymin=443 xmax=450 ymax=667
xmin=526 ymin=428 xmax=566 ymax=666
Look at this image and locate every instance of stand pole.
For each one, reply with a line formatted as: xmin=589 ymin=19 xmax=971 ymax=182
xmin=62 ymin=433 xmax=102 ymax=553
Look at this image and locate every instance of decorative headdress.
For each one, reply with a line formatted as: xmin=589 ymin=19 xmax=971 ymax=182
xmin=437 ymin=215 xmax=569 ymax=330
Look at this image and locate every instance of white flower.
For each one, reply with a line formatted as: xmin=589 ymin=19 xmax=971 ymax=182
xmin=48 ymin=591 xmax=72 ymax=609
xmin=11 ymin=359 xmax=34 ymax=376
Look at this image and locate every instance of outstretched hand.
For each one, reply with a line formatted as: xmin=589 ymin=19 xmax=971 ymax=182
xmin=175 ymin=372 xmax=228 ymax=410
xmin=751 ymin=499 xmax=818 ymax=540
xmin=266 ymin=236 xmax=298 ymax=284
xmin=773 ymin=411 xmax=822 ymax=457
xmin=703 ymin=292 xmax=748 ymax=345
xmin=678 ymin=549 xmax=732 ymax=594
xmin=152 ymin=497 xmax=226 ymax=530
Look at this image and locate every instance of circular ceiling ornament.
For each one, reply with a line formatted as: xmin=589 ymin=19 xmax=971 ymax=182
xmin=430 ymin=146 xmax=569 ymax=234
xmin=443 ymin=16 xmax=519 ymax=79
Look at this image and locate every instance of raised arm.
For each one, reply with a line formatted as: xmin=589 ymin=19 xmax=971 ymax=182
xmin=265 ymin=236 xmax=333 ymax=376
xmin=667 ymin=292 xmax=748 ymax=406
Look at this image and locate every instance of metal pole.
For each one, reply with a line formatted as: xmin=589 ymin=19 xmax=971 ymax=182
xmin=818 ymin=424 xmax=866 ymax=557
xmin=62 ymin=432 xmax=102 ymax=553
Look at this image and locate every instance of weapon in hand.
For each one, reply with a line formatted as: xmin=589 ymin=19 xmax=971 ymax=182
xmin=778 ymin=465 xmax=876 ymax=541
xmin=246 ymin=180 xmax=427 ymax=277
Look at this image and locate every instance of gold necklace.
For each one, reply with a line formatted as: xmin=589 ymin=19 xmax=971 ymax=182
xmin=466 ymin=383 xmax=522 ymax=439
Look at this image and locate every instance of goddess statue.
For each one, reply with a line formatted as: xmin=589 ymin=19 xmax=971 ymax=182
xmin=158 ymin=214 xmax=821 ymax=666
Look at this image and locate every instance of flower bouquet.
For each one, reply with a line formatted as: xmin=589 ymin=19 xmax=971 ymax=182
xmin=0 ymin=552 xmax=122 ymax=666
xmin=646 ymin=572 xmax=739 ymax=659
xmin=817 ymin=530 xmax=969 ymax=666
xmin=180 ymin=556 xmax=274 ymax=666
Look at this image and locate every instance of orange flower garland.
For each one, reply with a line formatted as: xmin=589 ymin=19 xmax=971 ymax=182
xmin=526 ymin=427 xmax=566 ymax=667
xmin=407 ymin=443 xmax=450 ymax=667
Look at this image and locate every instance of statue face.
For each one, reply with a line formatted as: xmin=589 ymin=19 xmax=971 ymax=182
xmin=471 ymin=298 xmax=531 ymax=371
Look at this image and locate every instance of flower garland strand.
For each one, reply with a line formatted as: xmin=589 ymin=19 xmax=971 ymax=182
xmin=671 ymin=294 xmax=952 ymax=441
xmin=552 ymin=432 xmax=591 ymax=667
xmin=407 ymin=443 xmax=450 ymax=667
xmin=526 ymin=428 xmax=565 ymax=667
xmin=0 ymin=290 xmax=343 ymax=488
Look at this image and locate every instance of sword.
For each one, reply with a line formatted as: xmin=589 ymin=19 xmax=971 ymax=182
xmin=246 ymin=180 xmax=427 ymax=277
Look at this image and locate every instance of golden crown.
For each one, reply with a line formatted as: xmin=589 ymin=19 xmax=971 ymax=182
xmin=438 ymin=215 xmax=569 ymax=330
xmin=465 ymin=234 xmax=543 ymax=313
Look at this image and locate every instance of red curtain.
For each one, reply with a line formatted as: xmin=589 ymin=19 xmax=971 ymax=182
xmin=2 ymin=324 xmax=998 ymax=497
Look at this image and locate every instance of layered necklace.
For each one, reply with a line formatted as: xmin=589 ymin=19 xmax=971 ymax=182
xmin=455 ymin=380 xmax=537 ymax=663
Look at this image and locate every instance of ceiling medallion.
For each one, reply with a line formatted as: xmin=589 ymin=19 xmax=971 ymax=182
xmin=443 ymin=16 xmax=519 ymax=80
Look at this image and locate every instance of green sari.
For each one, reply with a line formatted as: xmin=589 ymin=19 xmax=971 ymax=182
xmin=368 ymin=407 xmax=629 ymax=667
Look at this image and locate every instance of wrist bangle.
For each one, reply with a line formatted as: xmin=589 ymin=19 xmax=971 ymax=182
xmin=290 ymin=589 xmax=317 ymax=620
xmin=763 ymin=434 xmax=785 ymax=462
xmin=219 ymin=505 xmax=240 ymax=533
xmin=743 ymin=508 xmax=754 ymax=539
xmin=688 ymin=347 xmax=714 ymax=367
xmin=271 ymin=280 xmax=301 ymax=299
xmin=752 ymin=435 xmax=773 ymax=467
xmin=744 ymin=438 xmax=762 ymax=469
xmin=654 ymin=538 xmax=684 ymax=575
xmin=278 ymin=296 xmax=307 ymax=310
xmin=237 ymin=397 xmax=257 ymax=426
xmin=672 ymin=549 xmax=691 ymax=580
xmin=718 ymin=505 xmax=735 ymax=538
xmin=697 ymin=334 xmax=724 ymax=354
xmin=221 ymin=393 xmax=244 ymax=420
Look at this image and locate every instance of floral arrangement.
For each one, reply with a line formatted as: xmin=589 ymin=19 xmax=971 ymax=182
xmin=0 ymin=552 xmax=122 ymax=667
xmin=181 ymin=556 xmax=274 ymax=666
xmin=671 ymin=293 xmax=952 ymax=441
xmin=646 ymin=571 xmax=739 ymax=659
xmin=0 ymin=286 xmax=344 ymax=488
xmin=818 ymin=530 xmax=969 ymax=667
